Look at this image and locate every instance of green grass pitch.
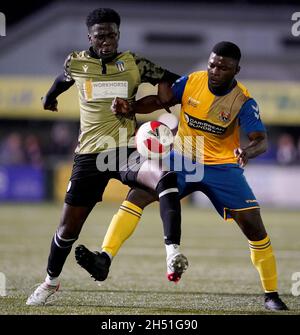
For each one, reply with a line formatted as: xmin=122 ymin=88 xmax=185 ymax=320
xmin=0 ymin=203 xmax=299 ymax=315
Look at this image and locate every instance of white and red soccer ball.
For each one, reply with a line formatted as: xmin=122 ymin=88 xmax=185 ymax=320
xmin=135 ymin=121 xmax=174 ymax=159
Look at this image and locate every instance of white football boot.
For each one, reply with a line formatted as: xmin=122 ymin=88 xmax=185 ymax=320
xmin=166 ymin=244 xmax=189 ymax=283
xmin=26 ymin=282 xmax=60 ymax=306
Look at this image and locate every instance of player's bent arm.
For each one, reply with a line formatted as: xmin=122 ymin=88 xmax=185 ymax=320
xmin=235 ymin=131 xmax=267 ymax=167
xmin=128 ymin=82 xmax=177 ymax=115
xmin=111 ymin=95 xmax=161 ymax=115
xmin=124 ymin=84 xmax=177 ymax=115
xmin=132 ymin=93 xmax=177 ymax=115
xmin=111 ymin=82 xmax=178 ymax=116
xmin=43 ymin=74 xmax=75 ymax=111
xmin=244 ymin=131 xmax=268 ymax=158
xmin=157 ymin=81 xmax=178 ymax=111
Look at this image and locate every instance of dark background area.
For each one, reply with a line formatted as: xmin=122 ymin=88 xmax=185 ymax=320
xmin=1 ymin=0 xmax=299 ymax=26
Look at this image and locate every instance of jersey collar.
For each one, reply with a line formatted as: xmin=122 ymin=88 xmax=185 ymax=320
xmin=88 ymin=47 xmax=120 ymax=63
xmin=208 ymin=79 xmax=237 ymax=96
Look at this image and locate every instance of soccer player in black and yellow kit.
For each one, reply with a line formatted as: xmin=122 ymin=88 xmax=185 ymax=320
xmin=78 ymin=42 xmax=288 ymax=311
xmin=26 ymin=8 xmax=188 ymax=306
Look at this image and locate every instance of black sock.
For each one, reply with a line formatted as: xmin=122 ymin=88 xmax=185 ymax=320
xmin=47 ymin=231 xmax=77 ymax=278
xmin=156 ymin=172 xmax=181 ymax=245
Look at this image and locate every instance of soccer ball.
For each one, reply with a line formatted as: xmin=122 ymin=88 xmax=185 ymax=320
xmin=135 ymin=121 xmax=174 ymax=159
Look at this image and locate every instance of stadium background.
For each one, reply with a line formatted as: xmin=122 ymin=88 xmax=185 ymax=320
xmin=0 ymin=0 xmax=300 ymax=315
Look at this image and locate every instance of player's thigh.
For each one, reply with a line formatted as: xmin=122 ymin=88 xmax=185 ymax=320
xmin=65 ymin=175 xmax=109 ymax=206
xmin=58 ymin=203 xmax=95 ymax=238
xmin=136 ymin=156 xmax=192 ymax=191
xmin=136 ymin=159 xmax=165 ymax=190
xmin=120 ymin=156 xmax=166 ymax=191
xmin=163 ymin=150 xmax=204 ymax=198
xmin=202 ymin=164 xmax=260 ymax=220
xmin=65 ymin=154 xmax=111 ymax=207
xmin=60 ymin=174 xmax=109 ymax=238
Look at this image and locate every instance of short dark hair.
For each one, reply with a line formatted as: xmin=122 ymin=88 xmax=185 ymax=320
xmin=212 ymin=41 xmax=241 ymax=62
xmin=86 ymin=8 xmax=121 ymax=29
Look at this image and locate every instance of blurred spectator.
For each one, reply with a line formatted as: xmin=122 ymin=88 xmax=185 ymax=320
xmin=0 ymin=133 xmax=26 ymax=165
xmin=252 ymin=142 xmax=277 ymax=164
xmin=276 ymin=133 xmax=297 ymax=165
xmin=1 ymin=122 xmax=300 ymax=168
xmin=24 ymin=134 xmax=44 ymax=168
xmin=48 ymin=122 xmax=76 ymax=159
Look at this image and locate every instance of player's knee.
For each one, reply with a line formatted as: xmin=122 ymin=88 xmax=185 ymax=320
xmin=59 ymin=204 xmax=91 ymax=237
xmin=126 ymin=189 xmax=157 ymax=209
xmin=233 ymin=208 xmax=267 ymax=241
xmin=53 ymin=229 xmax=78 ymax=249
xmin=246 ymin=227 xmax=267 ymax=241
xmin=156 ymin=172 xmax=178 ymax=195
xmin=57 ymin=221 xmax=81 ymax=241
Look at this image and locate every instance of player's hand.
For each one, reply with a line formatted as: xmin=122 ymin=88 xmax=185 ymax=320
xmin=234 ymin=147 xmax=249 ymax=168
xmin=41 ymin=96 xmax=58 ymax=112
xmin=111 ymin=97 xmax=133 ymax=115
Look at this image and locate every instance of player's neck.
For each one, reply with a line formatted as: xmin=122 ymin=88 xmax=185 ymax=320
xmin=88 ymin=47 xmax=119 ymax=63
xmin=208 ymin=79 xmax=237 ymax=96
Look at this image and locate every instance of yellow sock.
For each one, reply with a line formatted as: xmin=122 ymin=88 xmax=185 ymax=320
xmin=102 ymin=200 xmax=142 ymax=257
xmin=248 ymin=235 xmax=278 ymax=292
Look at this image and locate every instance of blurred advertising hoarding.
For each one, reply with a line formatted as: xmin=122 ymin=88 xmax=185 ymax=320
xmin=0 ymin=166 xmax=45 ymax=201
xmin=0 ymin=78 xmax=300 ymax=124
xmin=244 ymin=165 xmax=300 ymax=208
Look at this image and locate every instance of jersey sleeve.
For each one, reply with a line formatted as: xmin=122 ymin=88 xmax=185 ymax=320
xmin=133 ymin=54 xmax=178 ymax=86
xmin=171 ymin=75 xmax=189 ymax=103
xmin=63 ymin=53 xmax=74 ymax=82
xmin=239 ymin=98 xmax=266 ymax=135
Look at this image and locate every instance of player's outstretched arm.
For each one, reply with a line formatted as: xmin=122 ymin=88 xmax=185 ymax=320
xmin=111 ymin=83 xmax=178 ymax=116
xmin=42 ymin=74 xmax=75 ymax=112
xmin=234 ymin=131 xmax=267 ymax=167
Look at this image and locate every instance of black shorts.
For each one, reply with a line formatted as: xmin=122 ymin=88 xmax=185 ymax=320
xmin=65 ymin=148 xmax=144 ymax=206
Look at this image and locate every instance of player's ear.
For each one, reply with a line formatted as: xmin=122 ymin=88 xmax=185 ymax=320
xmin=88 ymin=33 xmax=92 ymax=45
xmin=236 ymin=65 xmax=240 ymax=75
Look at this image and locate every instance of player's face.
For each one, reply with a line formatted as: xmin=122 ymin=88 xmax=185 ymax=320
xmin=88 ymin=23 xmax=120 ymax=59
xmin=207 ymin=52 xmax=240 ymax=88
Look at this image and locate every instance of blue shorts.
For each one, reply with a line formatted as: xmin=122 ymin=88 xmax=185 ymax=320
xmin=164 ymin=151 xmax=259 ymax=220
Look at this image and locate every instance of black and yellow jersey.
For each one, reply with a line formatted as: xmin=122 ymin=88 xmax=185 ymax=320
xmin=63 ymin=48 xmax=178 ymax=154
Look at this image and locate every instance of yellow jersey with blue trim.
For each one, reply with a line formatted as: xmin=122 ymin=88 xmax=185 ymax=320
xmin=172 ymin=71 xmax=265 ymax=165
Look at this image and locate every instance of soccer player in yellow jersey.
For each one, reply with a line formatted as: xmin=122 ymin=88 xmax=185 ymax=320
xmin=82 ymin=41 xmax=288 ymax=311
xmin=26 ymin=8 xmax=188 ymax=306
